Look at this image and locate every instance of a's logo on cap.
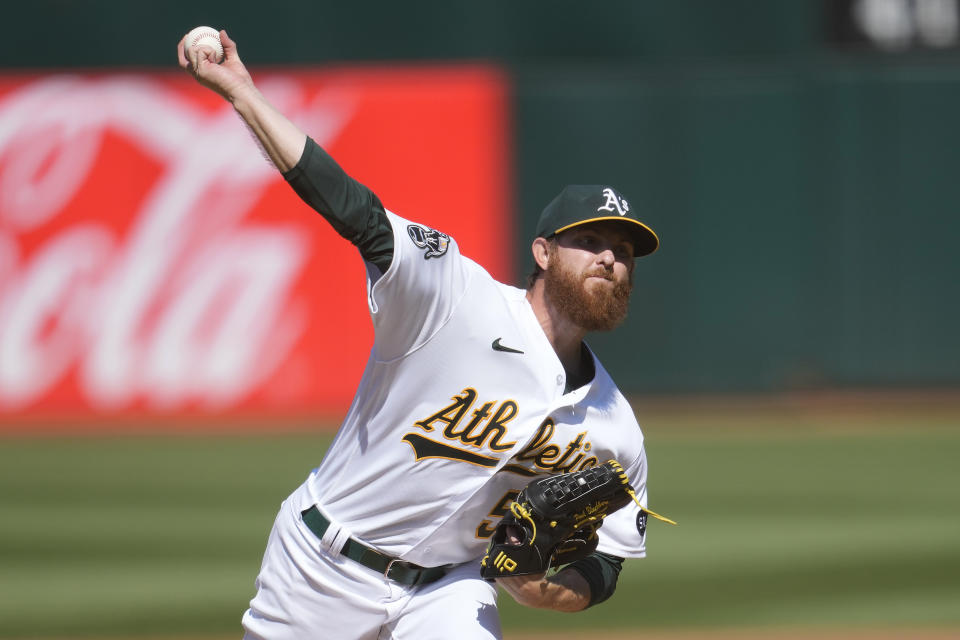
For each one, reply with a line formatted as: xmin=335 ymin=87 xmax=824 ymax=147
xmin=597 ymin=187 xmax=629 ymax=217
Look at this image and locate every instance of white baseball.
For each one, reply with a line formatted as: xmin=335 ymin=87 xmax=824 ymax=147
xmin=184 ymin=26 xmax=224 ymax=63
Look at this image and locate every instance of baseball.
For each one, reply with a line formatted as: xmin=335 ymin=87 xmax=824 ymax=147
xmin=184 ymin=26 xmax=223 ymax=63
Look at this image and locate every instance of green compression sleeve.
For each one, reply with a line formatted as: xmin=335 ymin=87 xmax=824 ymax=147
xmin=564 ymin=551 xmax=624 ymax=608
xmin=282 ymin=137 xmax=394 ymax=273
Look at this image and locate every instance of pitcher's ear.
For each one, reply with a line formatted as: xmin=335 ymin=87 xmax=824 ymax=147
xmin=531 ymin=237 xmax=551 ymax=270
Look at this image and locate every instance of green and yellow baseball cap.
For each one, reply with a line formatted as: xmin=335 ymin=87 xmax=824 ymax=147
xmin=535 ymin=185 xmax=659 ymax=257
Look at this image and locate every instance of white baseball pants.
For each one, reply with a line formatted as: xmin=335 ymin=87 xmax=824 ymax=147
xmin=241 ymin=496 xmax=502 ymax=640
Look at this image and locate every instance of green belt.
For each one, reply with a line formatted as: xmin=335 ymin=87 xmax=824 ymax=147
xmin=301 ymin=506 xmax=451 ymax=587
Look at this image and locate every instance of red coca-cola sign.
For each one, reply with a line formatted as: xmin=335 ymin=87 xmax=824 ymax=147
xmin=0 ymin=67 xmax=511 ymax=427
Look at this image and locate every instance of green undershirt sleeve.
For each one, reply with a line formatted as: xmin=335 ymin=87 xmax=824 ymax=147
xmin=564 ymin=551 xmax=624 ymax=608
xmin=282 ymin=137 xmax=394 ymax=274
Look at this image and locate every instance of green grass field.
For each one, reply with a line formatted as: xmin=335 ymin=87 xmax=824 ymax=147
xmin=2 ymin=396 xmax=959 ymax=638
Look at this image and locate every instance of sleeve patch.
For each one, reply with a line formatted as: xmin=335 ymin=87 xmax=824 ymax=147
xmin=406 ymin=224 xmax=450 ymax=259
xmin=636 ymin=511 xmax=648 ymax=537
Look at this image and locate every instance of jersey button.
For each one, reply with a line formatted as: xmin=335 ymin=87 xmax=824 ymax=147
xmin=556 ymin=374 xmax=563 ymax=386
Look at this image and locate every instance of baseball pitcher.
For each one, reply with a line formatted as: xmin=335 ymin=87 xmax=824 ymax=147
xmin=179 ymin=27 xmax=674 ymax=640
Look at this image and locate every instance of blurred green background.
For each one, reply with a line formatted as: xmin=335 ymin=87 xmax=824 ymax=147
xmin=3 ymin=1 xmax=960 ymax=638
xmin=3 ymin=399 xmax=959 ymax=637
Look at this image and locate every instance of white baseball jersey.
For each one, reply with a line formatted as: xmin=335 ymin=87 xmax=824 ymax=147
xmin=293 ymin=211 xmax=652 ymax=568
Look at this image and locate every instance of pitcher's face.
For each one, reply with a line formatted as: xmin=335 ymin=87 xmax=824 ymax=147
xmin=543 ymin=222 xmax=635 ymax=332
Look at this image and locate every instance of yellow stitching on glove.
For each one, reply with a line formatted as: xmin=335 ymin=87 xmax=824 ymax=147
xmin=626 ymin=487 xmax=677 ymax=525
xmin=510 ymin=502 xmax=538 ymax=544
xmin=607 ymin=459 xmax=678 ymax=526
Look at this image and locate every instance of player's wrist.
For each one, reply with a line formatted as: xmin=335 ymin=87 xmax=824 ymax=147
xmin=497 ymin=571 xmax=589 ymax=612
xmin=225 ymin=80 xmax=261 ymax=109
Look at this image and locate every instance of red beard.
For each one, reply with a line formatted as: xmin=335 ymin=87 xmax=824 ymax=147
xmin=543 ymin=251 xmax=632 ymax=332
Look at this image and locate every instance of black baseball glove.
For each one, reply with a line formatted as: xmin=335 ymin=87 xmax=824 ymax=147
xmin=480 ymin=459 xmax=675 ymax=579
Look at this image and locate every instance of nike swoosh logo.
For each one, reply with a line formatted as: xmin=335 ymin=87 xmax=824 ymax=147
xmin=492 ymin=338 xmax=524 ymax=354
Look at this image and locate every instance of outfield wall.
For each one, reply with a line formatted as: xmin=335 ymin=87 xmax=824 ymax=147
xmin=513 ymin=59 xmax=960 ymax=393
xmin=1 ymin=2 xmax=958 ymax=422
xmin=0 ymin=68 xmax=511 ymax=419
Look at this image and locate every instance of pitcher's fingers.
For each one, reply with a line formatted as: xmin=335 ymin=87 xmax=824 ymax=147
xmin=176 ymin=35 xmax=190 ymax=69
xmin=185 ymin=45 xmax=202 ymax=74
xmin=197 ymin=45 xmax=217 ymax=64
xmin=220 ymin=30 xmax=238 ymax=61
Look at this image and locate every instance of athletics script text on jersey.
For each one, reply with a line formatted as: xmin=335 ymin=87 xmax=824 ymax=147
xmin=404 ymin=387 xmax=600 ymax=473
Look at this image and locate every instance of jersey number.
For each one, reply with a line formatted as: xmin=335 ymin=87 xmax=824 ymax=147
xmin=475 ymin=490 xmax=520 ymax=539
